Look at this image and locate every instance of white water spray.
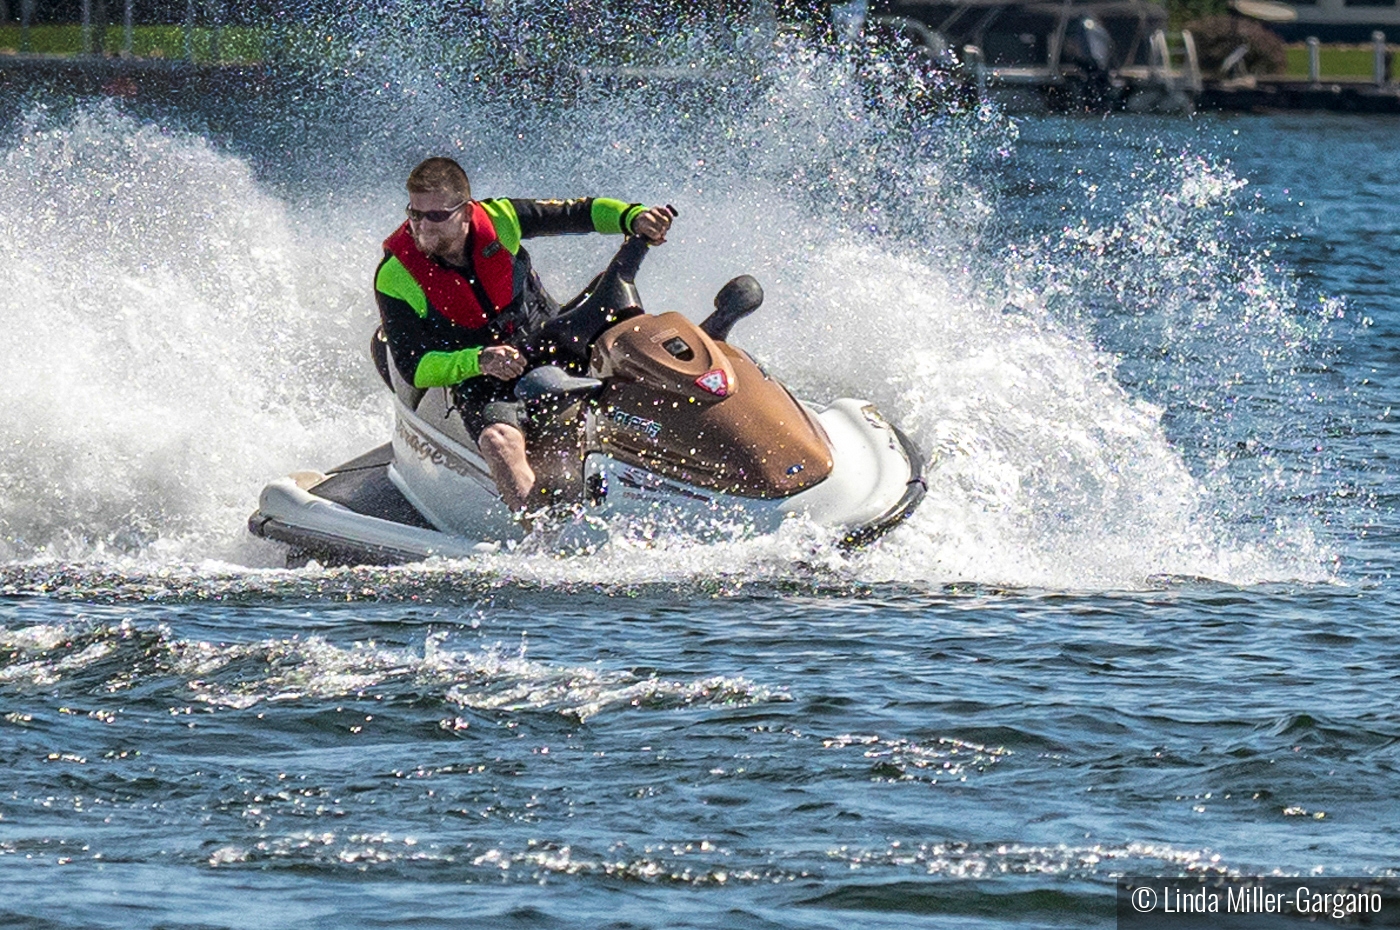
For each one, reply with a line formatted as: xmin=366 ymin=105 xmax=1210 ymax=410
xmin=0 ymin=105 xmax=387 ymax=564
xmin=0 ymin=51 xmax=1336 ymax=588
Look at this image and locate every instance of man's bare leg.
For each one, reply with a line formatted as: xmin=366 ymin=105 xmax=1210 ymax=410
xmin=477 ymin=423 xmax=535 ymax=513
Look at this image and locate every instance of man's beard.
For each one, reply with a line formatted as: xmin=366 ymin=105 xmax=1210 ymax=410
xmin=412 ymin=230 xmax=448 ymax=257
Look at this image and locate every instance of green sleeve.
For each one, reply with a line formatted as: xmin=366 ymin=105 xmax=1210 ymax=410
xmin=376 ymin=256 xmax=428 ymax=317
xmin=479 ymin=198 xmax=523 ymax=254
xmin=591 ymin=198 xmax=647 ymax=235
xmin=414 ymin=348 xmax=482 ymax=388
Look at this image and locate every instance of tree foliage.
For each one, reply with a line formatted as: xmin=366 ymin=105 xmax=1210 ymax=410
xmin=1166 ymin=0 xmax=1231 ymax=30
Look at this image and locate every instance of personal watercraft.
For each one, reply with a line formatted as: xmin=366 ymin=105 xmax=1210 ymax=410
xmin=248 ymin=236 xmax=926 ymax=566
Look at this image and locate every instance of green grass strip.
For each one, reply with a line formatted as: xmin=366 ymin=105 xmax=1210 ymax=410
xmin=0 ymin=24 xmax=274 ymax=62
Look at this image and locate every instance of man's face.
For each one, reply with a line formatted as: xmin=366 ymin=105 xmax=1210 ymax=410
xmin=407 ymin=189 xmax=469 ymax=260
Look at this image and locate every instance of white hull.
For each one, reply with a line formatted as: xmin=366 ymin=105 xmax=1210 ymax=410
xmin=250 ymin=397 xmax=925 ymax=565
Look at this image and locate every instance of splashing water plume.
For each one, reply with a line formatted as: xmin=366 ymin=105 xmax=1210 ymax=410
xmin=0 ymin=105 xmax=388 ymax=564
xmin=0 ymin=16 xmax=1341 ymax=589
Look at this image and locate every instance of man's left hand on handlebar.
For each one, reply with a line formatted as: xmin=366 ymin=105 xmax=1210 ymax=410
xmin=632 ymin=206 xmax=673 ymax=245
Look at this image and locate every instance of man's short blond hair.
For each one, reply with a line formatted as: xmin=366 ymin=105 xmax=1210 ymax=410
xmin=406 ymin=157 xmax=472 ymax=202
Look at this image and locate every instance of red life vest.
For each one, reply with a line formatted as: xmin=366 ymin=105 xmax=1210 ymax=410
xmin=382 ymin=202 xmax=517 ymax=331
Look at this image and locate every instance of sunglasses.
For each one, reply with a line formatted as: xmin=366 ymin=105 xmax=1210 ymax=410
xmin=405 ymin=201 xmax=466 ymax=223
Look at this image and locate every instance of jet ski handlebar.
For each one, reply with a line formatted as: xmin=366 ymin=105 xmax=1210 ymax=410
xmin=514 ymin=205 xmax=677 ymax=372
xmin=607 ymin=230 xmax=651 ymax=285
xmin=515 ymin=234 xmax=655 ymax=371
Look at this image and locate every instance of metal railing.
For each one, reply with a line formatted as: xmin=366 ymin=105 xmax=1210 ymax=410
xmin=14 ymin=0 xmax=227 ymax=61
xmin=1303 ymin=31 xmax=1392 ymax=86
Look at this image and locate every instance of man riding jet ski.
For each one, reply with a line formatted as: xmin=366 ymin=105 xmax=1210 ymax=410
xmin=373 ymin=157 xmax=676 ymax=515
xmin=248 ymin=165 xmax=926 ymax=566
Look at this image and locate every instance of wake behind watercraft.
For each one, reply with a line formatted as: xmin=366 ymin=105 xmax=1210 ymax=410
xmin=248 ymin=235 xmax=926 ymax=566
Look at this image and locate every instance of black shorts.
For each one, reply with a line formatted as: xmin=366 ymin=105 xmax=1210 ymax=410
xmin=451 ymin=376 xmax=525 ymax=441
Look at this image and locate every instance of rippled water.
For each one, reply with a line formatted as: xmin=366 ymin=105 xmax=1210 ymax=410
xmin=2 ymin=23 xmax=1399 ymax=928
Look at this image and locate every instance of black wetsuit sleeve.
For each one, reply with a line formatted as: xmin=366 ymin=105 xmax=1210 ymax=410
xmin=509 ymin=198 xmax=601 ymax=238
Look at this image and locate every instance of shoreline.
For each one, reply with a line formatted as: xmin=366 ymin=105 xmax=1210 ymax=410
xmin=1 ymin=47 xmax=1397 ymax=115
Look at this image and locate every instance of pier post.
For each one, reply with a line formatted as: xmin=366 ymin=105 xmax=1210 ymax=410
xmin=1307 ymin=36 xmax=1319 ymax=84
xmin=124 ymin=0 xmax=132 ymax=56
xmin=19 ymin=0 xmax=32 ymax=53
xmin=1374 ymin=31 xmax=1386 ymax=86
xmin=965 ymin=44 xmax=986 ymax=100
xmin=210 ymin=0 xmax=221 ymax=63
xmin=1182 ymin=29 xmax=1202 ymax=92
xmin=81 ymin=0 xmax=92 ymax=55
xmin=184 ymin=0 xmax=194 ymax=60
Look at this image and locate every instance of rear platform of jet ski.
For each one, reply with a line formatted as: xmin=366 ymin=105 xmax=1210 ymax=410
xmin=247 ymin=444 xmax=498 ymax=566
